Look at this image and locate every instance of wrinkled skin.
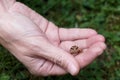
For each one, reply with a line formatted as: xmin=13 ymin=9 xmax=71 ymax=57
xmin=0 ymin=0 xmax=106 ymax=76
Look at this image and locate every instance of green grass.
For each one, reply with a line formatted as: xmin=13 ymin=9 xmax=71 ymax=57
xmin=0 ymin=0 xmax=120 ymax=80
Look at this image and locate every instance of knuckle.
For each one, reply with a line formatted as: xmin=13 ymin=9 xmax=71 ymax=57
xmin=49 ymin=55 xmax=67 ymax=69
xmin=54 ymin=55 xmax=64 ymax=65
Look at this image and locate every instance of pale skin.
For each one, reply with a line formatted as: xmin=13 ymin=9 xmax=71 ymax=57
xmin=0 ymin=0 xmax=106 ymax=76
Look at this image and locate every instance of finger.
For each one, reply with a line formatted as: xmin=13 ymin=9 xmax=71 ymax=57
xmin=90 ymin=42 xmax=106 ymax=50
xmin=60 ymin=35 xmax=105 ymax=52
xmin=47 ymin=64 xmax=67 ymax=76
xmin=25 ymin=57 xmax=67 ymax=76
xmin=25 ymin=37 xmax=80 ymax=75
xmin=59 ymin=28 xmax=97 ymax=41
xmin=41 ymin=44 xmax=79 ymax=75
xmin=9 ymin=2 xmax=48 ymax=32
xmin=36 ymin=60 xmax=67 ymax=76
xmin=75 ymin=34 xmax=105 ymax=48
xmin=75 ymin=42 xmax=106 ymax=68
xmin=40 ymin=61 xmax=67 ymax=76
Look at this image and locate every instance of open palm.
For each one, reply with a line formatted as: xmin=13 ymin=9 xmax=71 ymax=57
xmin=0 ymin=1 xmax=106 ymax=76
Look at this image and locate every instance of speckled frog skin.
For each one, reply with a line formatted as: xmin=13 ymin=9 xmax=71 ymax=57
xmin=70 ymin=45 xmax=82 ymax=54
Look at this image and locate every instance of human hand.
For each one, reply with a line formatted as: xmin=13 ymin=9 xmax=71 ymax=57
xmin=0 ymin=1 xmax=106 ymax=76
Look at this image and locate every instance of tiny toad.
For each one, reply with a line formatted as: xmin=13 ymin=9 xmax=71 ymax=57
xmin=70 ymin=45 xmax=82 ymax=55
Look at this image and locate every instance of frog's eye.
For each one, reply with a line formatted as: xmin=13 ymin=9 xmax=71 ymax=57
xmin=75 ymin=46 xmax=78 ymax=49
xmin=70 ymin=47 xmax=74 ymax=50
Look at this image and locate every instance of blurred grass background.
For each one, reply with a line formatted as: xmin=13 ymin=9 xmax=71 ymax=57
xmin=0 ymin=0 xmax=120 ymax=80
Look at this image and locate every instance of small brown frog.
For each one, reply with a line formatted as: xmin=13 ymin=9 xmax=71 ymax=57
xmin=70 ymin=45 xmax=82 ymax=55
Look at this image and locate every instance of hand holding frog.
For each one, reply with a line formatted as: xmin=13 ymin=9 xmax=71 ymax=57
xmin=0 ymin=0 xmax=106 ymax=76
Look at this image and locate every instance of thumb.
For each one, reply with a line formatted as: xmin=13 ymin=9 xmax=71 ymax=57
xmin=35 ymin=39 xmax=80 ymax=75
